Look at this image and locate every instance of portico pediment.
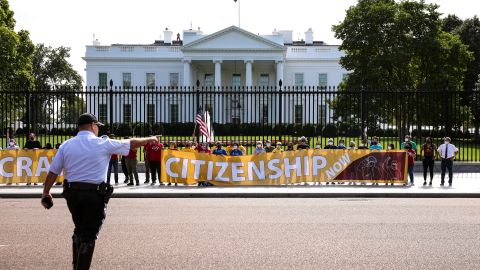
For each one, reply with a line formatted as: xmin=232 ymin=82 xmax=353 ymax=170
xmin=182 ymin=26 xmax=285 ymax=52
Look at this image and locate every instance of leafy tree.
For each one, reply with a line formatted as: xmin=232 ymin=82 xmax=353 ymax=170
xmin=0 ymin=0 xmax=35 ymax=134
xmin=331 ymin=0 xmax=472 ymax=138
xmin=443 ymin=16 xmax=480 ymax=140
xmin=29 ymin=44 xmax=83 ymax=128
xmin=442 ymin=14 xmax=463 ymax=33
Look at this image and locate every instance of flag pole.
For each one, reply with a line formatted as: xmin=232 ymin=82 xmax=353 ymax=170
xmin=234 ymin=0 xmax=240 ymax=28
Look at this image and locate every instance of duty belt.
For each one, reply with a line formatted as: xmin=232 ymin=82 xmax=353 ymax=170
xmin=64 ymin=181 xmax=100 ymax=191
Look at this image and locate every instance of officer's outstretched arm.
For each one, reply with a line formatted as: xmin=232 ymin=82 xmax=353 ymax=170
xmin=130 ymin=136 xmax=158 ymax=149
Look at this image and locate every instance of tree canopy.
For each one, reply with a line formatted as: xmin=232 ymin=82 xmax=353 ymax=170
xmin=0 ymin=0 xmax=35 ymax=90
xmin=330 ymin=0 xmax=473 ymax=138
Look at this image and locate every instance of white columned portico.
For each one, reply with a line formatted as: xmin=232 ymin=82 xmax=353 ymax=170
xmin=183 ymin=59 xmax=191 ymax=87
xmin=245 ymin=60 xmax=253 ymax=88
xmin=214 ymin=59 xmax=222 ymax=88
xmin=275 ymin=60 xmax=284 ymax=87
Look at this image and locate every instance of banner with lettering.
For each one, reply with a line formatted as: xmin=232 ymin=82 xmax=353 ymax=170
xmin=0 ymin=150 xmax=62 ymax=184
xmin=161 ymin=149 xmax=408 ymax=185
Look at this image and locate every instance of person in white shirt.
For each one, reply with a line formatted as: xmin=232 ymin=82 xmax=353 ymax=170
xmin=41 ymin=113 xmax=157 ymax=269
xmin=437 ymin=137 xmax=459 ymax=186
xmin=5 ymin=139 xmax=20 ymax=150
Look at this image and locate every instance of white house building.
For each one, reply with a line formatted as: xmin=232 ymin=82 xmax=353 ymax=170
xmin=83 ymin=26 xmax=347 ymax=125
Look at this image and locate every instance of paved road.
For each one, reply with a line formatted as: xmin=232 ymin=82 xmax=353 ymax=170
xmin=1 ymin=198 xmax=479 ymax=270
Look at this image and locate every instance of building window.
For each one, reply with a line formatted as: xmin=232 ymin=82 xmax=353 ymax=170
xmin=262 ymin=104 xmax=268 ymax=124
xmin=169 ymin=73 xmax=179 ymax=87
xmin=232 ymin=74 xmax=241 ymax=88
xmin=318 ymin=105 xmax=327 ymax=124
xmin=295 ymin=105 xmax=303 ymax=124
xmin=260 ymin=74 xmax=269 ymax=88
xmin=318 ymin=73 xmax=328 ymax=89
xmin=146 ymin=73 xmax=155 ymax=88
xmin=231 ymin=97 xmax=241 ymax=124
xmin=122 ymin=73 xmax=132 ymax=89
xmin=99 ymin=104 xmax=107 ymax=123
xmin=204 ymin=74 xmax=214 ymax=88
xmin=147 ymin=104 xmax=155 ymax=124
xmin=170 ymin=104 xmax=179 ymax=123
xmin=123 ymin=104 xmax=132 ymax=124
xmin=99 ymin=73 xmax=107 ymax=88
xmin=294 ymin=73 xmax=304 ymax=88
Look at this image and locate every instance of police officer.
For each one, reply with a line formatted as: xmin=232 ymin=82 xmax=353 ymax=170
xmin=41 ymin=113 xmax=158 ymax=269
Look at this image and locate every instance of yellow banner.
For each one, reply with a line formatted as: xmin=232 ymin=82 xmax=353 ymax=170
xmin=0 ymin=150 xmax=63 ymax=184
xmin=161 ymin=149 xmax=408 ymax=185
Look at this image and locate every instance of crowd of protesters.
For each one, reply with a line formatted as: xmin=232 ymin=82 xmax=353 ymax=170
xmin=1 ymin=133 xmax=459 ymax=187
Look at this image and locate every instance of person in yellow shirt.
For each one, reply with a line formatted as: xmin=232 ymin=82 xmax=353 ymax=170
xmin=272 ymin=142 xmax=284 ymax=153
xmin=181 ymin=141 xmax=196 ymax=153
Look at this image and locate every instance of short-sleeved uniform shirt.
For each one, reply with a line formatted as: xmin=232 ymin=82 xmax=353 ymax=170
xmin=49 ymin=130 xmax=130 ymax=184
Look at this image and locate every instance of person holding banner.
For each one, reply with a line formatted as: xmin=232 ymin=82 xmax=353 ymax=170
xmin=6 ymin=138 xmax=20 ymax=150
xmin=212 ymin=141 xmax=227 ymax=155
xmin=254 ymin=141 xmax=266 ymax=154
xmin=264 ymin=140 xmax=274 ymax=152
xmin=229 ymin=142 xmax=243 ymax=156
xmin=41 ymin=113 xmax=158 ymax=270
xmin=272 ymin=142 xmax=283 ymax=153
xmin=369 ymin=137 xmax=383 ymax=150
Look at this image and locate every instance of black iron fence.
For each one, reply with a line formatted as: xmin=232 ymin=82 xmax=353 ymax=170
xmin=1 ymin=86 xmax=480 ymax=161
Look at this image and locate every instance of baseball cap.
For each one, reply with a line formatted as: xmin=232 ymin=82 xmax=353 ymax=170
xmin=78 ymin=113 xmax=104 ymax=126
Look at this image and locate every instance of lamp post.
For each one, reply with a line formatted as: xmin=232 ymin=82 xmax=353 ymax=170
xmin=109 ymin=79 xmax=113 ymax=132
xmin=234 ymin=0 xmax=240 ymax=28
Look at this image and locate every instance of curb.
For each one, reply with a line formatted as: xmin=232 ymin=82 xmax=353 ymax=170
xmin=2 ymin=192 xmax=480 ymax=199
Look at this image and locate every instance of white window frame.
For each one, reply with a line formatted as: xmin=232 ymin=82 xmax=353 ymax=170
xmin=122 ymin=72 xmax=132 ymax=89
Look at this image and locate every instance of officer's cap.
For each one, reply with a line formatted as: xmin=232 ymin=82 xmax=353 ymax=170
xmin=78 ymin=113 xmax=104 ymax=126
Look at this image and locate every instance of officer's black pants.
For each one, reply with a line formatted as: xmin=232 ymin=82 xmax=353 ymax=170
xmin=64 ymin=189 xmax=106 ymax=245
xmin=150 ymin=161 xmax=160 ymax=182
xmin=441 ymin=159 xmax=453 ymax=184
xmin=422 ymin=157 xmax=434 ymax=181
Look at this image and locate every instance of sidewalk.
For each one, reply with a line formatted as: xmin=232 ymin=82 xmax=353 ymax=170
xmin=1 ymin=173 xmax=480 ymax=198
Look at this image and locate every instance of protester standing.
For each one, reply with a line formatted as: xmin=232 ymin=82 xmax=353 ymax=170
xmin=437 ymin=137 xmax=458 ymax=186
xmin=369 ymin=137 xmax=383 ymax=150
xmin=420 ymin=137 xmax=438 ymax=186
xmin=212 ymin=141 xmax=227 ymax=155
xmin=297 ymin=137 xmax=310 ymax=150
xmin=286 ymin=142 xmax=294 ymax=151
xmin=121 ymin=136 xmax=130 ymax=184
xmin=358 ymin=138 xmax=369 ymax=149
xmin=125 ymin=148 xmax=139 ymax=186
xmin=264 ymin=140 xmax=275 ymax=152
xmin=254 ymin=141 xmax=266 ymax=154
xmin=106 ymin=152 xmax=119 ymax=185
xmin=324 ymin=139 xmax=337 ymax=149
xmin=337 ymin=139 xmax=347 ymax=150
xmin=6 ymin=139 xmax=20 ymax=150
xmin=24 ymin=133 xmax=42 ymax=185
xmin=405 ymin=142 xmax=416 ymax=185
xmin=272 ymin=142 xmax=283 ymax=153
xmin=401 ymin=135 xmax=417 ymax=152
xmin=145 ymin=137 xmax=163 ymax=186
xmin=41 ymin=113 xmax=157 ymax=269
xmin=143 ymin=138 xmax=152 ymax=184
xmin=230 ymin=142 xmax=243 ymax=156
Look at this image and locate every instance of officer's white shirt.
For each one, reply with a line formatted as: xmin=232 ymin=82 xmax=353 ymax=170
xmin=437 ymin=143 xmax=458 ymax=159
xmin=49 ymin=130 xmax=130 ymax=184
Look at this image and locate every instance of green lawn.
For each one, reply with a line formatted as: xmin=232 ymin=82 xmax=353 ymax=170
xmin=3 ymin=135 xmax=480 ymax=161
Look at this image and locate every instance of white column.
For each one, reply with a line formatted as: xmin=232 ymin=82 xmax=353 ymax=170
xmin=245 ymin=60 xmax=253 ymax=88
xmin=214 ymin=60 xmax=222 ymax=88
xmin=276 ymin=60 xmax=284 ymax=87
xmin=183 ymin=59 xmax=191 ymax=87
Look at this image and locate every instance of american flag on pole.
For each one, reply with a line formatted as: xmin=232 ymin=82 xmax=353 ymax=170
xmin=196 ymin=109 xmax=214 ymax=142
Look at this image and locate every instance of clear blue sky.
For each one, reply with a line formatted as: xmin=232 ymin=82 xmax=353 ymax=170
xmin=10 ymin=0 xmax=479 ymax=83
